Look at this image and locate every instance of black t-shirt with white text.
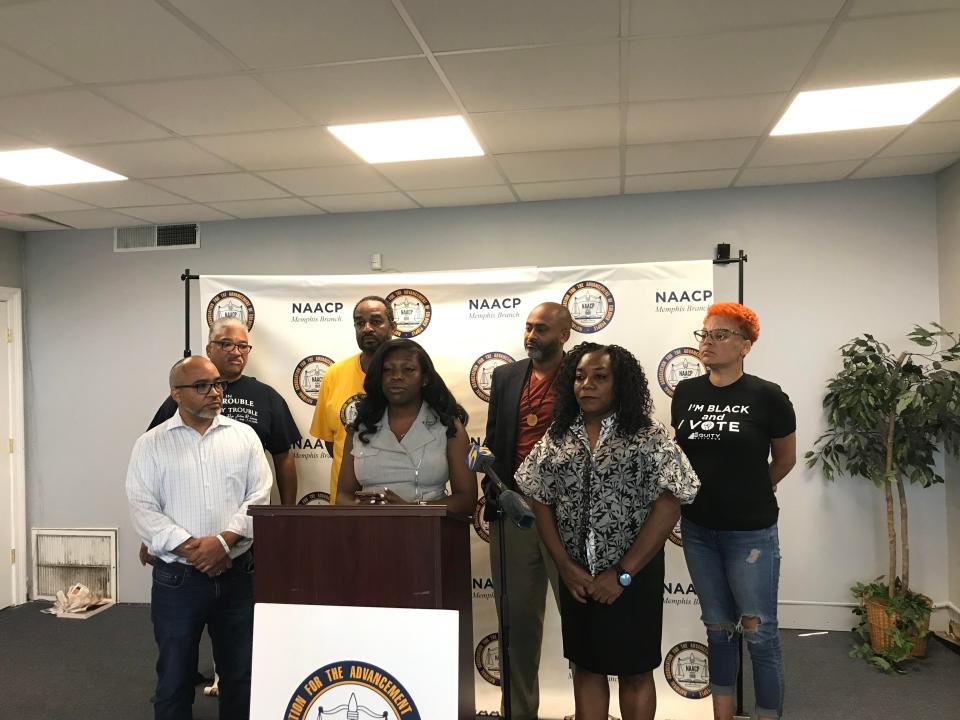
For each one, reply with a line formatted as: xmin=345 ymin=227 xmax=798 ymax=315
xmin=671 ymin=373 xmax=795 ymax=530
xmin=149 ymin=375 xmax=301 ymax=455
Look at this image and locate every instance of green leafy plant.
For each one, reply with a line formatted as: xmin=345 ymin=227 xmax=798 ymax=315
xmin=849 ymin=578 xmax=932 ymax=672
xmin=806 ymin=324 xmax=960 ymax=667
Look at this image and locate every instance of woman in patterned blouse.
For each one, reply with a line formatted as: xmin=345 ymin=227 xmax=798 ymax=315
xmin=517 ymin=342 xmax=700 ymax=720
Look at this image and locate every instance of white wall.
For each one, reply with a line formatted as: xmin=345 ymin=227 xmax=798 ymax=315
xmin=0 ymin=228 xmax=23 ymax=288
xmin=23 ymin=176 xmax=950 ymax=622
xmin=937 ymin=161 xmax=960 ymax=616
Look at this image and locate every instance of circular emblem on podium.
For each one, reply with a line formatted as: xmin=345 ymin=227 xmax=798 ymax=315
xmin=284 ymin=660 xmax=421 ymax=719
xmin=206 ymin=290 xmax=255 ymax=330
xmin=664 ymin=641 xmax=711 ymax=699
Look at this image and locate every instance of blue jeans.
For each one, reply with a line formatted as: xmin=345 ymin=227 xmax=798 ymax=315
xmin=681 ymin=517 xmax=784 ymax=719
xmin=151 ymin=551 xmax=255 ymax=720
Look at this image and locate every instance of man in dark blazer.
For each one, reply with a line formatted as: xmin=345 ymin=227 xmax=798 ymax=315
xmin=482 ymin=301 xmax=572 ymax=720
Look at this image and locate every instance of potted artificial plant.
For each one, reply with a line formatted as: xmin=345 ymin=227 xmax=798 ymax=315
xmin=806 ymin=324 xmax=960 ymax=671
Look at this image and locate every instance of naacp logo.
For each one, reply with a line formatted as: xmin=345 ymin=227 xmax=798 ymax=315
xmin=387 ymin=288 xmax=432 ymax=338
xmin=473 ymin=496 xmax=490 ymax=543
xmin=668 ymin=517 xmax=683 ymax=547
xmin=284 ymin=660 xmax=420 ymax=720
xmin=657 ymin=347 xmax=705 ymax=397
xmin=562 ymin=280 xmax=615 ymax=333
xmin=293 ymin=355 xmax=334 ymax=406
xmin=340 ymin=393 xmax=365 ymax=427
xmin=664 ymin=642 xmax=710 ymax=700
xmin=206 ymin=290 xmax=255 ymax=330
xmin=297 ymin=491 xmax=331 ymax=506
xmin=470 ymin=352 xmax=514 ymax=402
xmin=475 ymin=633 xmax=500 ymax=686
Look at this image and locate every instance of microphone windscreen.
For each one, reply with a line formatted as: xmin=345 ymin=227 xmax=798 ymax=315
xmin=499 ymin=490 xmax=535 ymax=529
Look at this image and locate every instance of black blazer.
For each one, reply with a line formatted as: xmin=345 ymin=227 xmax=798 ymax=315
xmin=481 ymin=358 xmax=533 ymax=520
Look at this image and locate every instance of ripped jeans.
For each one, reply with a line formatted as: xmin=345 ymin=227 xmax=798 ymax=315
xmin=681 ymin=517 xmax=784 ymax=719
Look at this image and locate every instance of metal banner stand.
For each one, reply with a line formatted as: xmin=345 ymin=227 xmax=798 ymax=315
xmin=713 ymin=244 xmax=750 ymax=719
xmin=182 ymin=268 xmax=199 ymax=357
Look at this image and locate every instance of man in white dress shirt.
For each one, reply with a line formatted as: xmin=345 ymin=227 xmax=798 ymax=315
xmin=126 ymin=356 xmax=271 ymax=720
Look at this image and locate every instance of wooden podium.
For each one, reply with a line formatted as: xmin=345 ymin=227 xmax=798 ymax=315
xmin=249 ymin=505 xmax=475 ymax=720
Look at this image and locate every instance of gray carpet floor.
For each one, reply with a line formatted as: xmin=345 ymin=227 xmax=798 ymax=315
xmin=1 ymin=601 xmax=958 ymax=719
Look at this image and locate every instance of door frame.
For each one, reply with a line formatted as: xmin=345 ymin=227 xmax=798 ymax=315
xmin=0 ymin=286 xmax=26 ymax=605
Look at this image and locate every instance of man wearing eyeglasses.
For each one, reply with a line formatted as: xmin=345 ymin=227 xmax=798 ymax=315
xmin=147 ymin=317 xmax=301 ymax=505
xmin=127 ymin=356 xmax=272 ymax=720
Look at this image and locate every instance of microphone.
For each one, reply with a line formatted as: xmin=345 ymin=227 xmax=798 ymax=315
xmin=467 ymin=443 xmax=535 ymax=529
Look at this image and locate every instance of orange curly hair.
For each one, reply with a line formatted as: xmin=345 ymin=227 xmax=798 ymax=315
xmin=705 ymin=303 xmax=759 ymax=342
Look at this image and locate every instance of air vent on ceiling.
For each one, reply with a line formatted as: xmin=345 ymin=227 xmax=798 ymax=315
xmin=114 ymin=224 xmax=200 ymax=252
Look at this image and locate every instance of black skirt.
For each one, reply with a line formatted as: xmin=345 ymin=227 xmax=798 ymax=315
xmin=558 ymin=549 xmax=665 ymax=676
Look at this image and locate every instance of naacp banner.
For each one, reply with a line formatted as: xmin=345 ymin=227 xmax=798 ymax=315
xmin=201 ymin=260 xmax=713 ymax=719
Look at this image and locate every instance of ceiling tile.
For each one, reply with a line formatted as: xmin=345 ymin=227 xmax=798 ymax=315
xmin=207 ymin=197 xmax=323 ymax=219
xmin=626 ymin=138 xmax=755 ymax=175
xmin=0 ymin=90 xmax=169 ymax=145
xmin=852 ymin=152 xmax=960 ymax=178
xmin=627 ymin=94 xmax=786 ymax=144
xmin=375 ymin=157 xmax=503 ymax=190
xmin=260 ymin=166 xmax=395 ymax=196
xmin=1 ymin=214 xmax=68 ymax=231
xmin=150 ymin=173 xmax=289 ymax=202
xmin=515 ymin=177 xmax=620 ymax=202
xmin=259 ymin=59 xmax=456 ymax=125
xmin=0 ymin=45 xmax=71 ymax=96
xmin=628 ymin=25 xmax=828 ymax=101
xmin=0 ymin=131 xmax=34 ymax=151
xmin=736 ymin=160 xmax=861 ymax=186
xmin=624 ymin=169 xmax=737 ymax=194
xmin=100 ymin=76 xmax=307 ymax=136
xmin=119 ymin=204 xmax=233 ymax=224
xmin=923 ymin=88 xmax=960 ymax=122
xmin=0 ymin=187 xmax=92 ymax=213
xmin=472 ymin=105 xmax=620 ymax=154
xmin=190 ymin=128 xmax=360 ymax=170
xmin=404 ymin=0 xmax=619 ymax=51
xmin=41 ymin=208 xmax=143 ymax=229
xmin=880 ymin=121 xmax=960 ymax=156
xmin=751 ymin=127 xmax=899 ymax=165
xmin=170 ymin=0 xmax=420 ymax=68
xmin=65 ymin=140 xmax=237 ymax=178
xmin=306 ymin=192 xmax=417 ymax=213
xmin=630 ymin=0 xmax=842 ymax=35
xmin=44 ymin=180 xmax=187 ymax=208
xmin=805 ymin=12 xmax=960 ymax=88
xmin=496 ymin=147 xmax=620 ymax=183
xmin=439 ymin=43 xmax=620 ymax=112
xmin=0 ymin=0 xmax=239 ymax=83
xmin=848 ymin=1 xmax=960 ymax=17
xmin=408 ymin=185 xmax=515 ymax=207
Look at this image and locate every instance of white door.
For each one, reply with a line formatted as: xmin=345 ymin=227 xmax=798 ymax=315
xmin=0 ymin=300 xmax=12 ymax=610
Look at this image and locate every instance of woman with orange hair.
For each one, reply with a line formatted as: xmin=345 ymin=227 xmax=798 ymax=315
xmin=670 ymin=303 xmax=796 ymax=720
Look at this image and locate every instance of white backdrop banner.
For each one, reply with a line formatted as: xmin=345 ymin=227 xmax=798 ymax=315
xmin=200 ymin=261 xmax=714 ymax=719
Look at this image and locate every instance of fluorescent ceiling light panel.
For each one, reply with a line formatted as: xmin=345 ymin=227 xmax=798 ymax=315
xmin=0 ymin=148 xmax=127 ymax=185
xmin=328 ymin=116 xmax=484 ymax=163
xmin=771 ymin=78 xmax=960 ymax=136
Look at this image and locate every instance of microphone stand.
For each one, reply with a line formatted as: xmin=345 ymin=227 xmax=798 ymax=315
xmin=487 ymin=479 xmax=514 ymax=720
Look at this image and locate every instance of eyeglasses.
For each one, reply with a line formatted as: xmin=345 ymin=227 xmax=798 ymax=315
xmin=694 ymin=328 xmax=747 ymax=343
xmin=210 ymin=340 xmax=253 ymax=354
xmin=173 ymin=380 xmax=227 ymax=396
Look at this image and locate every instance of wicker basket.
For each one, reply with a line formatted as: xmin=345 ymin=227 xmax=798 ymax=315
xmin=865 ymin=594 xmax=932 ymax=658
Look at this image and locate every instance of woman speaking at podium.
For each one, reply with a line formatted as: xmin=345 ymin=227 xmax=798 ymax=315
xmin=517 ymin=343 xmax=700 ymax=720
xmin=336 ymin=338 xmax=477 ymax=515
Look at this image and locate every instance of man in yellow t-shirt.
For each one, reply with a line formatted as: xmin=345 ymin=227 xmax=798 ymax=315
xmin=311 ymin=296 xmax=396 ymax=502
